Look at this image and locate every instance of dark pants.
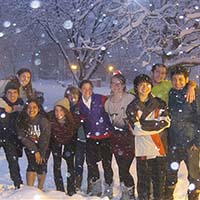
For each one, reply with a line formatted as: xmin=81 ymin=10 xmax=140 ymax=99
xmin=50 ymin=143 xmax=75 ymax=194
xmin=137 ymin=156 xmax=167 ymax=200
xmin=86 ymin=138 xmax=113 ymax=185
xmin=165 ymin=147 xmax=200 ymax=199
xmin=75 ymin=141 xmax=86 ymax=177
xmin=1 ymin=141 xmax=23 ymax=187
xmin=112 ymin=129 xmax=135 ymax=188
xmin=115 ymin=154 xmax=134 ymax=188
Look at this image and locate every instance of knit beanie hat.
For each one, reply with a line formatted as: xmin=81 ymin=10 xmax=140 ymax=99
xmin=16 ymin=68 xmax=32 ymax=77
xmin=134 ymin=74 xmax=153 ymax=94
xmin=4 ymin=81 xmax=20 ymax=94
xmin=111 ymin=73 xmax=126 ymax=85
xmin=54 ymin=98 xmax=70 ymax=111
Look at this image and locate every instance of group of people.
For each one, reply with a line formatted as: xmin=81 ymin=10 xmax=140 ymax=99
xmin=0 ymin=64 xmax=199 ymax=200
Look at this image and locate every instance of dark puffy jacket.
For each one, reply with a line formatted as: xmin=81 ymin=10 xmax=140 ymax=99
xmin=48 ymin=110 xmax=77 ymax=145
xmin=168 ymin=85 xmax=200 ymax=148
xmin=0 ymin=96 xmax=23 ymax=144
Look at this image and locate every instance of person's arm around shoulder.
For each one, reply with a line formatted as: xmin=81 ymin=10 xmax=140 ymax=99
xmin=186 ymin=80 xmax=197 ymax=103
xmin=0 ymin=98 xmax=12 ymax=113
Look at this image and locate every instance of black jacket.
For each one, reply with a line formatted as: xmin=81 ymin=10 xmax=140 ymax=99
xmin=168 ymin=84 xmax=200 ymax=148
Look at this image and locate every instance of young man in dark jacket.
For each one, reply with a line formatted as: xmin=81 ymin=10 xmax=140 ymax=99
xmin=165 ymin=66 xmax=200 ymax=200
xmin=0 ymin=82 xmax=23 ymax=189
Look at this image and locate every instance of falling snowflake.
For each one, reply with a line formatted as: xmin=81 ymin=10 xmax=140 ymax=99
xmin=63 ymin=20 xmax=73 ymax=30
xmin=30 ymin=0 xmax=41 ymax=9
xmin=34 ymin=58 xmax=41 ymax=66
xmin=0 ymin=32 xmax=4 ymax=37
xmin=170 ymin=162 xmax=179 ymax=170
xmin=3 ymin=21 xmax=11 ymax=28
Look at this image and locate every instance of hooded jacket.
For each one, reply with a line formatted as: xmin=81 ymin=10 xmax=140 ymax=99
xmin=17 ymin=113 xmax=50 ymax=158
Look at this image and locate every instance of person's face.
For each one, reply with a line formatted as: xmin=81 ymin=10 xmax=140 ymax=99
xmin=171 ymin=74 xmax=188 ymax=90
xmin=27 ymin=102 xmax=39 ymax=119
xmin=111 ymin=77 xmax=125 ymax=93
xmin=81 ymin=83 xmax=93 ymax=100
xmin=152 ymin=66 xmax=167 ymax=84
xmin=18 ymin=72 xmax=31 ymax=87
xmin=137 ymin=82 xmax=152 ymax=97
xmin=6 ymin=89 xmax=19 ymax=103
xmin=55 ymin=106 xmax=65 ymax=120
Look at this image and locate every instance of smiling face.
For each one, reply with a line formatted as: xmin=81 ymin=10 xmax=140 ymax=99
xmin=152 ymin=66 xmax=167 ymax=85
xmin=80 ymin=83 xmax=93 ymax=100
xmin=110 ymin=77 xmax=125 ymax=94
xmin=6 ymin=89 xmax=19 ymax=103
xmin=55 ymin=105 xmax=65 ymax=120
xmin=18 ymin=72 xmax=31 ymax=87
xmin=26 ymin=102 xmax=39 ymax=119
xmin=137 ymin=82 xmax=152 ymax=98
xmin=171 ymin=74 xmax=188 ymax=90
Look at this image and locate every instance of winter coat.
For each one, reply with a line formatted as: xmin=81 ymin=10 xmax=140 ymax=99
xmin=78 ymin=93 xmax=113 ymax=140
xmin=48 ymin=110 xmax=77 ymax=145
xmin=168 ymin=84 xmax=200 ymax=148
xmin=104 ymin=92 xmax=135 ymax=158
xmin=17 ymin=113 xmax=50 ymax=159
xmin=126 ymin=94 xmax=170 ymax=158
xmin=70 ymin=103 xmax=86 ymax=142
xmin=0 ymin=96 xmax=23 ymax=143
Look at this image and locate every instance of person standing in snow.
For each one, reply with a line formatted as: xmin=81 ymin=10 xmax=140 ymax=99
xmin=17 ymin=99 xmax=50 ymax=190
xmin=0 ymin=82 xmax=24 ymax=189
xmin=165 ymin=66 xmax=200 ymax=200
xmin=47 ymin=98 xmax=77 ymax=196
xmin=104 ymin=73 xmax=136 ymax=200
xmin=78 ymin=80 xmax=113 ymax=198
xmin=64 ymin=86 xmax=87 ymax=192
xmin=126 ymin=74 xmax=170 ymax=200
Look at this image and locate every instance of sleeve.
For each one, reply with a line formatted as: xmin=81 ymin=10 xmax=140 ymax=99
xmin=139 ymin=100 xmax=170 ymax=133
xmin=17 ymin=127 xmax=39 ymax=154
xmin=38 ymin=118 xmax=51 ymax=158
xmin=192 ymin=88 xmax=200 ymax=147
xmin=126 ymin=102 xmax=137 ymax=130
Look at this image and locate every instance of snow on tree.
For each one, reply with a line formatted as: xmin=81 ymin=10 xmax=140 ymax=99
xmin=0 ymin=0 xmax=199 ymax=81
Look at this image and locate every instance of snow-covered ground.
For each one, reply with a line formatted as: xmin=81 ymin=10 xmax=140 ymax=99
xmin=0 ymin=80 xmax=191 ymax=199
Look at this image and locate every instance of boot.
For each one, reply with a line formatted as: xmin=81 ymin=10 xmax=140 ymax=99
xmin=103 ymin=182 xmax=113 ymax=199
xmin=188 ymin=191 xmax=199 ymax=200
xmin=75 ymin=175 xmax=82 ymax=191
xmin=26 ymin=171 xmax=36 ymax=187
xmin=87 ymin=179 xmax=102 ymax=197
xmin=120 ymin=182 xmax=135 ymax=200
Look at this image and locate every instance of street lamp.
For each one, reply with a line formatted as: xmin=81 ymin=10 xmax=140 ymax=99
xmin=107 ymin=65 xmax=114 ymax=74
xmin=70 ymin=64 xmax=78 ymax=85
